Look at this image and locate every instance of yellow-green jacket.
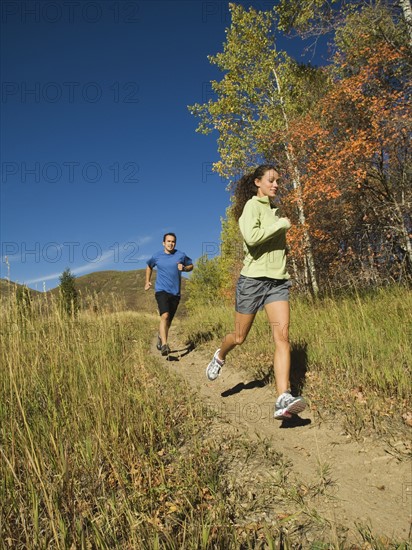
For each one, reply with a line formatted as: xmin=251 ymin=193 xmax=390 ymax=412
xmin=238 ymin=195 xmax=290 ymax=279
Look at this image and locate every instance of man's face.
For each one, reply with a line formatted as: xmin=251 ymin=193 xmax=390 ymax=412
xmin=163 ymin=235 xmax=176 ymax=253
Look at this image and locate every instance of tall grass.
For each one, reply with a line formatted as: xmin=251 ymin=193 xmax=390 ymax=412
xmin=184 ymin=285 xmax=412 ymax=437
xmin=0 ymin=294 xmax=240 ymax=548
xmin=2 ymin=285 xmax=410 ymax=548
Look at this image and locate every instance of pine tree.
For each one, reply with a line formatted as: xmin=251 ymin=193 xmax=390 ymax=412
xmin=59 ymin=268 xmax=79 ymax=317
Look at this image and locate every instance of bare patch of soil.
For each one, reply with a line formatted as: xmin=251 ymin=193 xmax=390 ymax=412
xmin=153 ymin=325 xmax=411 ymax=546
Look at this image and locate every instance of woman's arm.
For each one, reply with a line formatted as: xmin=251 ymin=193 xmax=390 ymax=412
xmin=239 ymin=202 xmax=291 ymax=247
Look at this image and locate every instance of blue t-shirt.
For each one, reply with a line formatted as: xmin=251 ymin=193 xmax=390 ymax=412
xmin=147 ymin=249 xmax=192 ymax=296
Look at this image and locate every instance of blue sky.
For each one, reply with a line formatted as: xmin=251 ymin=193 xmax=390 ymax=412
xmin=1 ymin=0 xmax=329 ymax=291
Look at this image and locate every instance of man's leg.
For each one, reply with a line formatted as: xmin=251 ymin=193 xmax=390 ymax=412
xmin=159 ymin=312 xmax=170 ymax=346
xmin=164 ymin=295 xmax=180 ymax=342
xmin=155 ymin=292 xmax=171 ymax=348
xmin=158 ymin=293 xmax=180 ymax=355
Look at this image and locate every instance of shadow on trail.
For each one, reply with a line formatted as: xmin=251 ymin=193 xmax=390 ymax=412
xmin=165 ymin=342 xmax=195 ymax=362
xmin=221 ymin=340 xmax=309 ymax=397
xmin=279 ymin=415 xmax=312 ymax=428
xmin=290 ymin=340 xmax=309 ymax=396
xmin=220 ymin=374 xmax=271 ymax=397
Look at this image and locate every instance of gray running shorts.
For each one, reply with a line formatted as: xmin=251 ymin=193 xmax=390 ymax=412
xmin=235 ymin=275 xmax=292 ymax=314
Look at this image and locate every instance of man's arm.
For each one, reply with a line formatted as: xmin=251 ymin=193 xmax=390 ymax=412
xmin=178 ymin=262 xmax=193 ymax=273
xmin=145 ymin=265 xmax=153 ymax=290
xmin=178 ymin=253 xmax=194 ymax=273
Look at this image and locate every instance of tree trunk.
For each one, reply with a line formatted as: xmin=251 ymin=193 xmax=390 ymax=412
xmin=399 ymin=0 xmax=412 ymax=47
xmin=393 ymin=198 xmax=412 ymax=273
xmin=272 ymin=66 xmax=320 ymax=295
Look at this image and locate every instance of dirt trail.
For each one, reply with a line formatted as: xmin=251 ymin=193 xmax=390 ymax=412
xmin=153 ymin=325 xmax=411 ymax=544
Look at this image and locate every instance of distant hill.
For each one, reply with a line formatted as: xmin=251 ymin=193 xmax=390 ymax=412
xmin=49 ymin=269 xmax=156 ymax=313
xmin=0 ymin=279 xmax=42 ymax=300
xmin=2 ymin=269 xmax=189 ymax=314
xmin=52 ymin=269 xmax=188 ymax=314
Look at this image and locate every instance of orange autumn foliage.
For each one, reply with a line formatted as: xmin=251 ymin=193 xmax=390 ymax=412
xmin=282 ymin=41 xmax=411 ymax=285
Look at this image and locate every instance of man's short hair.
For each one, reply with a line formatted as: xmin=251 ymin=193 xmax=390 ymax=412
xmin=163 ymin=232 xmax=177 ymax=242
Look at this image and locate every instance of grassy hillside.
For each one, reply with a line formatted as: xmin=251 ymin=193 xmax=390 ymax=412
xmin=51 ymin=270 xmax=157 ymax=313
xmin=0 ymin=279 xmax=42 ymax=300
xmin=1 ymin=280 xmax=410 ymax=547
xmin=2 ymin=269 xmax=188 ymax=314
xmin=0 ymin=301 xmax=239 ymax=548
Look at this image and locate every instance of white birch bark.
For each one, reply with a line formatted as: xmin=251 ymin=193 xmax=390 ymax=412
xmin=399 ymin=0 xmax=412 ymax=47
xmin=272 ymin=66 xmax=320 ymax=295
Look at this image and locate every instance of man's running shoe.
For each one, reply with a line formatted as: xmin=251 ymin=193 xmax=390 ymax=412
xmin=206 ymin=349 xmax=224 ymax=381
xmin=161 ymin=344 xmax=171 ymax=357
xmin=156 ymin=334 xmax=162 ymax=351
xmin=274 ymin=392 xmax=306 ymax=420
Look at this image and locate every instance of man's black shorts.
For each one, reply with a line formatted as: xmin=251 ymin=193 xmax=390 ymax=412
xmin=155 ymin=291 xmax=180 ymax=321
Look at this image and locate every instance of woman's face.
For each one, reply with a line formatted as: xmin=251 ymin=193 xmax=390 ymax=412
xmin=255 ymin=169 xmax=280 ymax=198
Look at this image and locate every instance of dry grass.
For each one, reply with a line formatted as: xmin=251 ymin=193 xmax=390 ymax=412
xmin=2 ymin=284 xmax=411 ymax=548
xmin=0 ymin=294 xmax=238 ymax=548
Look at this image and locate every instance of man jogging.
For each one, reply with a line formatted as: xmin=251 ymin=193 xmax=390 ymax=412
xmin=145 ymin=233 xmax=193 ymax=356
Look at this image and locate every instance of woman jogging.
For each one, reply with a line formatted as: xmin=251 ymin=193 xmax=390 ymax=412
xmin=206 ymin=164 xmax=306 ymax=420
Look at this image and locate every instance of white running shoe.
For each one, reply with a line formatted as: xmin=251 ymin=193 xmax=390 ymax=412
xmin=274 ymin=392 xmax=306 ymax=420
xmin=206 ymin=349 xmax=224 ymax=381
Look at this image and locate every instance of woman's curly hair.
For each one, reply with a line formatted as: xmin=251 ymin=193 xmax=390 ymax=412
xmin=232 ymin=164 xmax=278 ymax=221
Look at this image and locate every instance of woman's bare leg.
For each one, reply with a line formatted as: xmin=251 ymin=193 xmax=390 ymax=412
xmin=218 ymin=311 xmax=256 ymax=361
xmin=264 ymin=300 xmax=290 ymax=396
